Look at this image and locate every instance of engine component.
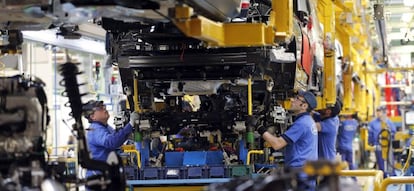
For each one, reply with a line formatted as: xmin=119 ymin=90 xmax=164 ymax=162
xmin=0 ymin=75 xmax=66 ymax=191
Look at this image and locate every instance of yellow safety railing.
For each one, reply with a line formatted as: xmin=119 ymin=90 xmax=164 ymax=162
xmin=121 ymin=145 xmax=142 ymax=169
xmin=360 ymin=127 xmax=375 ymax=151
xmin=381 ymin=177 xmax=414 ymax=191
xmin=246 ymin=150 xmax=264 ymax=165
xmin=339 ymin=170 xmax=383 ymax=191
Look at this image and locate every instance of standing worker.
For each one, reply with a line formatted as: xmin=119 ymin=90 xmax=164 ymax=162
xmin=254 ymin=90 xmax=318 ymax=190
xmin=82 ymin=100 xmax=139 ymax=178
xmin=314 ymin=100 xmax=342 ymax=160
xmin=368 ymin=106 xmax=396 ymax=177
xmin=337 ymin=114 xmax=359 ymax=170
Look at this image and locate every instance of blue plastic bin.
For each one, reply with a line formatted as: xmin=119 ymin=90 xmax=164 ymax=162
xmin=165 ymin=152 xmax=184 ymax=167
xmin=183 ymin=151 xmax=207 ymax=166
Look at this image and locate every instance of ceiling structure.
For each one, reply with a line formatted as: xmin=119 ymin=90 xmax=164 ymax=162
xmin=17 ymin=1 xmax=413 ymax=62
xmin=384 ymin=0 xmax=414 ymax=47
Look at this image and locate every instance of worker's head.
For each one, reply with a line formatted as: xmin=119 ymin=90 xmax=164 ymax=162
xmin=376 ymin=106 xmax=387 ymax=120
xmin=317 ymin=99 xmax=342 ymax=118
xmin=291 ymin=90 xmax=317 ymax=112
xmin=82 ymin=100 xmax=109 ymax=124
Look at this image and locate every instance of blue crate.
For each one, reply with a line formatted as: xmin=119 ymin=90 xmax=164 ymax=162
xmin=164 ymin=167 xmax=185 ymax=179
xmin=141 ymin=167 xmax=163 ymax=180
xmin=206 ymin=151 xmax=223 ymax=165
xmin=208 ymin=166 xmax=226 ymax=178
xmin=165 ymin=152 xmax=184 ymax=167
xmin=183 ymin=151 xmax=207 ymax=166
xmin=124 ymin=166 xmax=138 ymax=180
xmin=187 ymin=166 xmax=207 ymax=179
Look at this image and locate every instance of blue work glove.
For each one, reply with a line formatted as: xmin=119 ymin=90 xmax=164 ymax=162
xmin=312 ymin=112 xmax=321 ymax=122
xmin=129 ymin=112 xmax=140 ymax=126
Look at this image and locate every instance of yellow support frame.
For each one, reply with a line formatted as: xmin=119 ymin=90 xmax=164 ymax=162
xmin=317 ymin=0 xmax=336 ymax=108
xmin=173 ymin=0 xmax=292 ymax=47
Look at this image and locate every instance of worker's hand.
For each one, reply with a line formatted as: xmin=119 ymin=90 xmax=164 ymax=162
xmin=129 ymin=112 xmax=140 ymax=126
xmin=256 ymin=126 xmax=268 ymax=136
xmin=312 ymin=111 xmax=321 ymax=122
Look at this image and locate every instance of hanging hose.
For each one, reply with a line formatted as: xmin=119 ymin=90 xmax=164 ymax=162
xmin=378 ymin=128 xmax=400 ymax=174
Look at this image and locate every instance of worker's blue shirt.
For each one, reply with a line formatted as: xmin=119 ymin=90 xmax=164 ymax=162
xmin=337 ymin=119 xmax=358 ymax=151
xmin=86 ymin=121 xmax=133 ymax=177
xmin=318 ymin=116 xmax=339 ymax=160
xmin=368 ymin=118 xmax=396 ymax=145
xmin=281 ymin=112 xmax=318 ymax=167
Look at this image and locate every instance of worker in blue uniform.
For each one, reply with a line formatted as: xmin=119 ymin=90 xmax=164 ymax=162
xmin=337 ymin=114 xmax=359 ymax=170
xmin=82 ymin=100 xmax=139 ymax=178
xmin=255 ymin=90 xmax=318 ymax=190
xmin=368 ymin=106 xmax=396 ymax=177
xmin=314 ymin=100 xmax=341 ymax=160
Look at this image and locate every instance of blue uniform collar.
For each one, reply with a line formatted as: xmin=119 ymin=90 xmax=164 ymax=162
xmin=88 ymin=121 xmax=109 ymax=129
xmin=293 ymin=112 xmax=310 ymax=121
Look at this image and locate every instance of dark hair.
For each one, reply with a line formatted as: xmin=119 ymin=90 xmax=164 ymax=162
xmin=82 ymin=100 xmax=104 ymax=122
xmin=330 ymin=99 xmax=342 ymax=117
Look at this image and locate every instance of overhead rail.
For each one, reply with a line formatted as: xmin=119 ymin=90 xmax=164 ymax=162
xmin=365 ymin=67 xmax=414 ymax=73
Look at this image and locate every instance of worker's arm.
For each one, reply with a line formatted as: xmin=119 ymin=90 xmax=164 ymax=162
xmin=316 ymin=117 xmax=339 ymax=133
xmin=262 ymin=132 xmax=287 ymax=150
xmin=266 ymin=120 xmax=307 ymax=150
xmin=92 ymin=123 xmax=133 ymax=150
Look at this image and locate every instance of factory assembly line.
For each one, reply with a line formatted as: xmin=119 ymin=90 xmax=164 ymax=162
xmin=1 ymin=0 xmax=414 ymax=190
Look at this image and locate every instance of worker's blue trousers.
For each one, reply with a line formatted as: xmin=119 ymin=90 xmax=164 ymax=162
xmin=339 ymin=149 xmax=355 ymax=170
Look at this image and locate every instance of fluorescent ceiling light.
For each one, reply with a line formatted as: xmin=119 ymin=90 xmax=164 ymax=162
xmin=401 ymin=13 xmax=413 ymax=23
xmin=403 ymin=0 xmax=414 ymax=7
xmin=22 ymin=30 xmax=106 ymax=55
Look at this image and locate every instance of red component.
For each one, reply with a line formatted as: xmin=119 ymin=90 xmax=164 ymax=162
xmin=384 ymin=72 xmax=392 ymax=116
xmin=111 ymin=75 xmax=116 ymax=84
xmin=241 ymin=1 xmax=250 ymax=9
xmin=209 ymin=146 xmax=218 ymax=151
xmin=307 ymin=16 xmax=313 ymax=30
xmin=301 ymin=33 xmax=312 ymax=76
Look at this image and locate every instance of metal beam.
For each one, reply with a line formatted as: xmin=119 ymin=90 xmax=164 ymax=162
xmin=365 ymin=67 xmax=414 ymax=73
xmin=173 ymin=6 xmax=276 ymax=47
